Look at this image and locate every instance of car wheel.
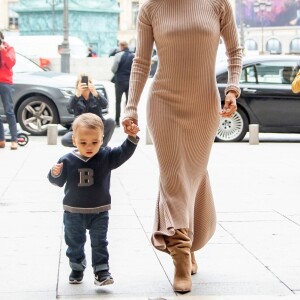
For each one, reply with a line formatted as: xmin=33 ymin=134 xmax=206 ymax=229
xmin=17 ymin=96 xmax=59 ymax=136
xmin=215 ymin=108 xmax=248 ymax=142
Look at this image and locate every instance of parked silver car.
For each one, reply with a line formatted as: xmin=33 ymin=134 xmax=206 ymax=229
xmin=0 ymin=53 xmax=108 ymax=136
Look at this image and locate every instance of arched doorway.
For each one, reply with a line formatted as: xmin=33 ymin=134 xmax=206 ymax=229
xmin=244 ymin=39 xmax=258 ymax=51
xmin=266 ymin=38 xmax=282 ymax=54
xmin=290 ymin=38 xmax=300 ymax=54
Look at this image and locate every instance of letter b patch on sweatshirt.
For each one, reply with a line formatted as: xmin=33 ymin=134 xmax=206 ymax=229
xmin=78 ymin=168 xmax=94 ymax=186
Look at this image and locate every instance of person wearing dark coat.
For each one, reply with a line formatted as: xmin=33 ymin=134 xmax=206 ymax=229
xmin=111 ymin=41 xmax=134 ymax=126
xmin=61 ymin=74 xmax=116 ymax=147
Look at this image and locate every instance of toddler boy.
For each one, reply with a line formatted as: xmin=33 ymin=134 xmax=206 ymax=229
xmin=48 ymin=113 xmax=139 ymax=286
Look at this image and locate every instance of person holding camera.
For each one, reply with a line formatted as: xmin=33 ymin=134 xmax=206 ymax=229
xmin=0 ymin=31 xmax=18 ymax=150
xmin=61 ymin=74 xmax=116 ymax=148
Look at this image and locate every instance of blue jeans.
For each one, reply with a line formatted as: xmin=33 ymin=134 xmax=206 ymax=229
xmin=63 ymin=211 xmax=110 ymax=273
xmin=0 ymin=83 xmax=17 ymax=142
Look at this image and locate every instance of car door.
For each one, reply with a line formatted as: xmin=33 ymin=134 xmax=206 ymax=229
xmin=240 ymin=60 xmax=300 ymax=131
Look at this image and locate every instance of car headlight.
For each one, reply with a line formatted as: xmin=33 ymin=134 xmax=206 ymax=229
xmin=59 ymin=88 xmax=75 ymax=98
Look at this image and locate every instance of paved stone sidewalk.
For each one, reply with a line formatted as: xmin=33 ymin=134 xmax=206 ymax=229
xmin=0 ymin=128 xmax=300 ymax=299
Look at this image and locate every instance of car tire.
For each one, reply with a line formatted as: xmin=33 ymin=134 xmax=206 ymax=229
xmin=17 ymin=96 xmax=59 ymax=136
xmin=215 ymin=107 xmax=249 ymax=142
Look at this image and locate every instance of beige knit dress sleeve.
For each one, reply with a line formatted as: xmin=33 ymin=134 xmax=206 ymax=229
xmin=125 ymin=0 xmax=242 ymax=253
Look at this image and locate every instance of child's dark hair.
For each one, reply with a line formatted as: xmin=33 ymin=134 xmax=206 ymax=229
xmin=72 ymin=113 xmax=104 ymax=134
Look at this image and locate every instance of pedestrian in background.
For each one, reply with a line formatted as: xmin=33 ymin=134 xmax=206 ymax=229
xmin=61 ymin=74 xmax=115 ymax=148
xmin=87 ymin=46 xmax=97 ymax=57
xmin=122 ymin=0 xmax=242 ymax=293
xmin=111 ymin=41 xmax=134 ymax=127
xmin=0 ymin=31 xmax=18 ymax=150
xmin=48 ymin=113 xmax=139 ymax=286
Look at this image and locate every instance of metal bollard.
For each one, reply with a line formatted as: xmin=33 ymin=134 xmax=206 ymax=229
xmin=47 ymin=124 xmax=58 ymax=145
xmin=249 ymin=124 xmax=259 ymax=145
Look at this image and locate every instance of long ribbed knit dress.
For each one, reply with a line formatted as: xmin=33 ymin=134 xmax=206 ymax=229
xmin=125 ymin=0 xmax=242 ymax=253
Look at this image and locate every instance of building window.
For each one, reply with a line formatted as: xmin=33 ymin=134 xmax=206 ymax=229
xmin=290 ymin=38 xmax=300 ymax=54
xmin=244 ymin=39 xmax=258 ymax=51
xmin=9 ymin=17 xmax=18 ymax=30
xmin=131 ymin=1 xmax=139 ymax=29
xmin=8 ymin=3 xmax=19 ymax=30
xmin=266 ymin=38 xmax=282 ymax=54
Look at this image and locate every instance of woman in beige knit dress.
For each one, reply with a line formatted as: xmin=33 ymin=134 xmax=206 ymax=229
xmin=122 ymin=0 xmax=242 ymax=293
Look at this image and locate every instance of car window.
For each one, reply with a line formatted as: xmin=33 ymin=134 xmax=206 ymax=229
xmin=216 ymin=71 xmax=228 ymax=83
xmin=14 ymin=53 xmax=43 ymax=73
xmin=241 ymin=66 xmax=257 ymax=83
xmin=215 ymin=59 xmax=300 ymax=85
xmin=254 ymin=61 xmax=298 ymax=84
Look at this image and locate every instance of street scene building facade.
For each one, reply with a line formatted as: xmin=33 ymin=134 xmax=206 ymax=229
xmin=236 ymin=0 xmax=300 ymax=55
xmin=1 ymin=0 xmax=300 ymax=56
xmin=0 ymin=0 xmax=19 ymax=31
xmin=1 ymin=0 xmax=120 ymax=56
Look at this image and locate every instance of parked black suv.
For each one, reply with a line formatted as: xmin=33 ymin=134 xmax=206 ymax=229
xmin=216 ymin=55 xmax=300 ymax=142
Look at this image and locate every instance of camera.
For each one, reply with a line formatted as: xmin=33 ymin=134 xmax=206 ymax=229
xmin=81 ymin=75 xmax=89 ymax=86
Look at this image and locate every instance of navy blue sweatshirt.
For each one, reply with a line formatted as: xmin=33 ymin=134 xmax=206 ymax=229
xmin=48 ymin=136 xmax=138 ymax=213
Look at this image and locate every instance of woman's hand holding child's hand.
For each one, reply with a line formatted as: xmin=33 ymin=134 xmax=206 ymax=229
xmin=122 ymin=118 xmax=140 ymax=137
xmin=127 ymin=123 xmax=140 ymax=137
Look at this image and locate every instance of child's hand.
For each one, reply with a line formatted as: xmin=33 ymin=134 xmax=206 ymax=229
xmin=52 ymin=162 xmax=63 ymax=176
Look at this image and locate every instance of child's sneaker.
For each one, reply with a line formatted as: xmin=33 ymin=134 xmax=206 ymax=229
xmin=94 ymin=270 xmax=114 ymax=286
xmin=69 ymin=270 xmax=84 ymax=284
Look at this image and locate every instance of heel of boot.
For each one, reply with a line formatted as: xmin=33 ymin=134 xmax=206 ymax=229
xmin=191 ymin=252 xmax=198 ymax=275
xmin=165 ymin=229 xmax=192 ymax=293
xmin=173 ymin=253 xmax=192 ymax=293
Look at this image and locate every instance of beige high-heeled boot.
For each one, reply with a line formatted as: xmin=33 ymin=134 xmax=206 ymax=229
xmin=165 ymin=228 xmax=192 ymax=293
xmin=191 ymin=252 xmax=198 ymax=275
